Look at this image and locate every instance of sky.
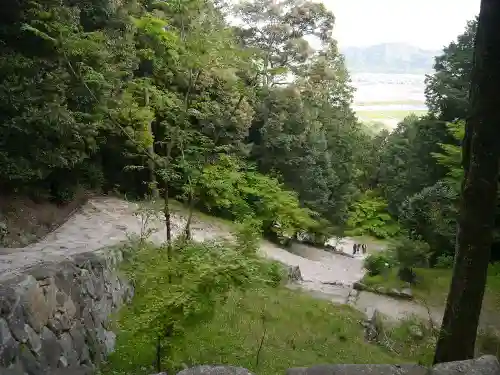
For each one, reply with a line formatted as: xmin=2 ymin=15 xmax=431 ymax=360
xmin=323 ymin=0 xmax=480 ymax=50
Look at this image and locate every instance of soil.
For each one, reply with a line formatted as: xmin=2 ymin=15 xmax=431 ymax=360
xmin=0 ymin=191 xmax=90 ymax=247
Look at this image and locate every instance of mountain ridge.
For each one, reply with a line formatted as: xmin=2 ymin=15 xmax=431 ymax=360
xmin=341 ymin=43 xmax=441 ymax=74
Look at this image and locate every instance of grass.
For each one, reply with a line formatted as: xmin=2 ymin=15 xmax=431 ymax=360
xmin=356 ymin=109 xmax=428 ymax=121
xmin=362 ymin=267 xmax=500 ymax=328
xmin=103 ymin=286 xmax=410 ymax=375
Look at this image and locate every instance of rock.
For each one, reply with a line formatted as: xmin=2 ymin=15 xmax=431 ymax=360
xmin=0 ymin=317 xmax=18 ymax=367
xmin=408 ymin=325 xmax=424 ymax=340
xmin=19 ymin=345 xmax=41 ymax=375
xmin=286 ymin=364 xmax=428 ymax=375
xmin=25 ymin=324 xmax=42 ymax=355
xmin=349 ymin=289 xmax=359 ymax=298
xmin=59 ymin=332 xmax=79 ymax=367
xmin=7 ymin=303 xmax=27 ymax=344
xmin=431 ymin=355 xmax=500 ymax=375
xmin=400 ymin=288 xmax=413 ymax=299
xmin=41 ymin=326 xmax=62 ymax=368
xmin=288 ymin=266 xmax=302 ymax=282
xmin=20 ymin=277 xmax=55 ymax=332
xmin=176 ymin=365 xmax=254 ymax=375
xmin=364 ymin=307 xmax=383 ymax=342
xmin=353 ymin=282 xmax=366 ymax=291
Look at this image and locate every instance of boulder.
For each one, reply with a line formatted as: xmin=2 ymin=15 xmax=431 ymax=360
xmin=286 ymin=364 xmax=428 ymax=375
xmin=400 ymin=288 xmax=413 ymax=299
xmin=353 ymin=282 xmax=367 ymax=291
xmin=176 ymin=365 xmax=254 ymax=375
xmin=363 ymin=307 xmax=383 ymax=342
xmin=431 ymin=355 xmax=500 ymax=375
xmin=288 ymin=266 xmax=303 ymax=282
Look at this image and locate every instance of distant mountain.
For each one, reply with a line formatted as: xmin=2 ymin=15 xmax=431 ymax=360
xmin=341 ymin=43 xmax=441 ymax=74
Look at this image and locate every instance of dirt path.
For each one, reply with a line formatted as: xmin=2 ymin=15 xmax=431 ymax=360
xmin=0 ymin=197 xmax=440 ymax=324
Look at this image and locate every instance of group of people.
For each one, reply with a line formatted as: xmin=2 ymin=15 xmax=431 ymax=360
xmin=352 ymin=243 xmax=367 ymax=255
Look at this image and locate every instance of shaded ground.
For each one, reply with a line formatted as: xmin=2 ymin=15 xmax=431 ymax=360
xmin=0 ymin=191 xmax=89 ymax=247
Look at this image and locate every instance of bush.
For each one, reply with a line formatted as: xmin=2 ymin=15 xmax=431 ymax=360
xmin=388 ymin=237 xmax=431 ymax=270
xmin=364 ymin=252 xmax=394 ymax=276
xmin=346 ymin=191 xmax=401 ymax=239
xmin=435 ymin=254 xmax=454 ymax=269
xmin=196 ymin=155 xmax=320 ymax=239
xmin=399 ymin=182 xmax=458 ymax=260
xmin=114 ymin=233 xmax=285 ymax=373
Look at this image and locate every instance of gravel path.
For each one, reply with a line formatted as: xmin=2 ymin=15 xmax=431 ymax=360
xmin=0 ymin=197 xmax=441 ymax=323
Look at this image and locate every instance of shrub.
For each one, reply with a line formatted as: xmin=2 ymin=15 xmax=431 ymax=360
xmin=364 ymin=252 xmax=394 ymax=276
xmin=346 ymin=191 xmax=401 ymax=239
xmin=435 ymin=254 xmax=454 ymax=269
xmin=114 ymin=234 xmax=284 ymax=373
xmin=196 ymin=155 xmax=320 ymax=239
xmin=388 ymin=237 xmax=431 ymax=270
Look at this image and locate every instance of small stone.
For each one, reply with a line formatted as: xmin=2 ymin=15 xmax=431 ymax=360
xmin=177 ymin=366 xmax=254 ymax=375
xmin=38 ymin=277 xmax=53 ymax=287
xmin=400 ymin=288 xmax=413 ymax=299
xmin=58 ymin=355 xmax=69 ymax=368
xmin=352 ymin=282 xmax=366 ymax=291
xmin=287 ymin=266 xmax=302 ymax=282
xmin=48 ymin=311 xmax=71 ymax=333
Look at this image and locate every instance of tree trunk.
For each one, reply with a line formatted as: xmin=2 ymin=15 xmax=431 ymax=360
xmin=433 ymin=0 xmax=500 ymax=364
xmin=145 ymin=87 xmax=159 ymax=199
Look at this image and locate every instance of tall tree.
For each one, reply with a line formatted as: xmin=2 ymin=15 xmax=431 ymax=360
xmin=425 ymin=18 xmax=477 ymax=122
xmin=433 ymin=0 xmax=500 ymax=363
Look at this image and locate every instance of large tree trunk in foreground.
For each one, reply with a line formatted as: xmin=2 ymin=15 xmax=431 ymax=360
xmin=433 ymin=0 xmax=500 ymax=364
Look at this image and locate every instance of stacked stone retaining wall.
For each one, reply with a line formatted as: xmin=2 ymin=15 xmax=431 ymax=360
xmin=0 ymin=247 xmax=132 ymax=375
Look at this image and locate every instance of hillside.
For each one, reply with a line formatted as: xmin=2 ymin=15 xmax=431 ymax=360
xmin=341 ymin=43 xmax=441 ymax=74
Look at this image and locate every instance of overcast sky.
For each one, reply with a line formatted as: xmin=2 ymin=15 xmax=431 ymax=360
xmin=323 ymin=0 xmax=480 ymax=50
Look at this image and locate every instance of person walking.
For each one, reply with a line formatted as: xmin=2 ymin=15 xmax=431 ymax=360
xmin=362 ymin=244 xmax=367 ymax=254
xmin=352 ymin=243 xmax=357 ymax=255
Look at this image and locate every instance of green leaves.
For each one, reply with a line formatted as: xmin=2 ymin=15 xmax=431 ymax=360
xmin=196 ymin=154 xmax=319 ymax=238
xmin=346 ymin=191 xmax=401 ymax=239
xmin=112 ymin=237 xmax=285 ymax=371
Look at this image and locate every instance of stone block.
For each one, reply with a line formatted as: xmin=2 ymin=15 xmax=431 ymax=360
xmin=286 ymin=364 xmax=428 ymax=375
xmin=431 ymin=355 xmax=500 ymax=375
xmin=177 ymin=365 xmax=255 ymax=375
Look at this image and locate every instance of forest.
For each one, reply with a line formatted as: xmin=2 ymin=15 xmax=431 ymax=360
xmin=0 ymin=0 xmax=486 ymax=263
xmin=1 ymin=0 xmax=499 ymax=372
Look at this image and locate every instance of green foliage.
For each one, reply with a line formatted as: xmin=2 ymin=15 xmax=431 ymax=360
xmin=387 ymin=237 xmax=431 ymax=270
xmin=197 ymin=155 xmax=319 ymax=239
xmin=425 ymin=18 xmax=476 ymax=121
xmin=105 ymin=286 xmax=403 ymax=375
xmin=0 ymin=0 xmax=361 ymax=239
xmin=377 ymin=115 xmax=452 ymax=216
xmin=346 ymin=191 xmax=401 ymax=239
xmin=435 ymin=254 xmax=454 ymax=269
xmin=115 ymin=234 xmax=284 ymax=372
xmin=399 ymin=182 xmax=458 ymax=258
xmin=431 ymin=120 xmax=465 ymax=192
xmin=363 ymin=252 xmax=395 ymax=276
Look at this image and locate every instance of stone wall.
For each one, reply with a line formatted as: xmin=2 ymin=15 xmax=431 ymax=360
xmin=0 ymin=247 xmax=133 ymax=375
